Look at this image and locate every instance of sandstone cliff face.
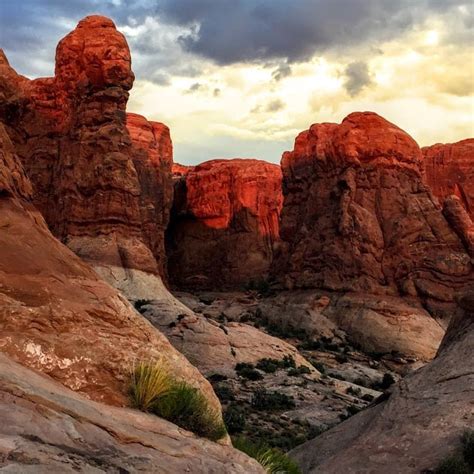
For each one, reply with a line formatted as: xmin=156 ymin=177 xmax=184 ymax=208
xmin=273 ymin=112 xmax=473 ymax=316
xmin=423 ymin=139 xmax=474 ymax=219
xmin=0 ymin=16 xmax=172 ymax=279
xmin=290 ymin=288 xmax=474 ymax=473
xmin=127 ymin=112 xmax=173 ymax=278
xmin=167 ymin=158 xmax=283 ymax=289
xmin=0 ymin=122 xmax=221 ymax=412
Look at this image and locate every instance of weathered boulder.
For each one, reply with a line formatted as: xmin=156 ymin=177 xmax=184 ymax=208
xmin=273 ymin=112 xmax=473 ymax=316
xmin=0 ymin=354 xmax=263 ymax=473
xmin=423 ymin=139 xmax=474 ymax=219
xmin=290 ymin=288 xmax=474 ymax=473
xmin=167 ymin=158 xmax=283 ymax=289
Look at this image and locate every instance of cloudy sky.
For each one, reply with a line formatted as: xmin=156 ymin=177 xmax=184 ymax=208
xmin=1 ymin=0 xmax=473 ymax=165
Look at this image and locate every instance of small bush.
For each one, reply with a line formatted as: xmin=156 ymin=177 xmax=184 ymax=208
xmin=130 ymin=361 xmax=226 ymax=442
xmin=235 ymin=362 xmax=264 ymax=381
xmin=129 ymin=360 xmax=172 ymax=411
xmin=251 ymin=389 xmax=296 ymax=411
xmin=462 ymin=429 xmax=474 ymax=469
xmin=335 ymin=354 xmax=348 ymax=364
xmin=256 ymin=358 xmax=280 ymax=373
xmin=213 ymin=384 xmax=235 ymax=402
xmin=287 ymin=366 xmax=311 ymax=377
xmin=153 ymin=382 xmax=227 ymax=441
xmin=233 ymin=436 xmax=301 ymax=474
xmin=224 ymin=404 xmax=246 ymax=434
xmin=434 ymin=454 xmax=470 ymax=474
xmin=346 ymin=386 xmax=362 ymax=397
xmin=312 ymin=361 xmax=326 ymax=374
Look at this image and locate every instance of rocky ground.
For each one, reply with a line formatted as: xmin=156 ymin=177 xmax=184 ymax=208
xmin=172 ymin=290 xmax=415 ymax=452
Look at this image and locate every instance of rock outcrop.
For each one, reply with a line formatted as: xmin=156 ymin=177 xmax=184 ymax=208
xmin=423 ymin=139 xmax=474 ymax=219
xmin=0 ymin=16 xmax=172 ymax=281
xmin=273 ymin=112 xmax=473 ymax=317
xmin=0 ymin=353 xmax=262 ymax=473
xmin=290 ymin=288 xmax=474 ymax=473
xmin=0 ymin=121 xmax=220 ymax=412
xmin=167 ymin=158 xmax=283 ymax=289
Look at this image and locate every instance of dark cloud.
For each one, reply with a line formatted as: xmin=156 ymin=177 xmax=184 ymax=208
xmin=251 ymin=98 xmax=285 ymax=113
xmin=344 ymin=61 xmax=372 ymax=96
xmin=213 ymin=88 xmax=221 ymax=97
xmin=157 ymin=0 xmax=471 ymax=65
xmin=187 ymin=82 xmax=203 ymax=93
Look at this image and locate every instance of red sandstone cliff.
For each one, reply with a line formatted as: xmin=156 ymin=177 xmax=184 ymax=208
xmin=272 ymin=112 xmax=473 ymax=317
xmin=0 ymin=16 xmax=172 ymax=279
xmin=422 ymin=138 xmax=473 ymax=219
xmin=167 ymin=158 xmax=283 ymax=289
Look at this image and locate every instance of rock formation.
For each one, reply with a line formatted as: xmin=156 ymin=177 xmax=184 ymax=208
xmin=273 ymin=112 xmax=473 ymax=318
xmin=0 ymin=121 xmax=220 ymax=411
xmin=0 ymin=353 xmax=262 ymax=472
xmin=167 ymin=158 xmax=283 ymax=289
xmin=423 ymin=139 xmax=474 ymax=219
xmin=0 ymin=16 xmax=172 ymax=282
xmin=290 ymin=288 xmax=474 ymax=473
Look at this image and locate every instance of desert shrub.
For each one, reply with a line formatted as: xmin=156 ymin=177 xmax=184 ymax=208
xmin=235 ymin=362 xmax=264 ymax=380
xmin=130 ymin=361 xmax=226 ymax=441
xmin=372 ymin=373 xmax=396 ymax=390
xmin=213 ymin=384 xmax=235 ymax=402
xmin=223 ymin=404 xmax=246 ymax=434
xmin=256 ymin=358 xmax=280 ymax=373
xmin=462 ymin=429 xmax=474 ymax=469
xmin=287 ymin=366 xmax=311 ymax=377
xmin=335 ymin=353 xmax=348 ymax=364
xmin=129 ymin=360 xmax=172 ymax=411
xmin=312 ymin=361 xmax=326 ymax=374
xmin=251 ymin=389 xmax=296 ymax=411
xmin=328 ymin=372 xmax=346 ymax=381
xmin=346 ymin=386 xmax=362 ymax=397
xmin=153 ymin=382 xmax=227 ymax=441
xmin=134 ymin=299 xmax=152 ymax=314
xmin=233 ymin=436 xmax=301 ymax=474
xmin=434 ymin=454 xmax=470 ymax=474
xmin=298 ymin=339 xmax=322 ymax=351
xmin=362 ymin=393 xmax=374 ymax=402
xmin=208 ymin=373 xmax=228 ymax=383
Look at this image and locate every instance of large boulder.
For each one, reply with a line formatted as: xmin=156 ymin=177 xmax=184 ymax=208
xmin=290 ymin=289 xmax=474 ymax=473
xmin=167 ymin=158 xmax=283 ymax=289
xmin=272 ymin=112 xmax=473 ymax=317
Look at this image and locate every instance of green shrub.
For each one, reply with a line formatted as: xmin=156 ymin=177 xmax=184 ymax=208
xmin=462 ymin=430 xmax=474 ymax=469
xmin=287 ymin=366 xmax=311 ymax=377
xmin=235 ymin=362 xmax=264 ymax=380
xmin=233 ymin=437 xmax=301 ymax=474
xmin=312 ymin=361 xmax=326 ymax=374
xmin=213 ymin=384 xmax=235 ymax=402
xmin=256 ymin=358 xmax=280 ymax=373
xmin=129 ymin=360 xmax=172 ymax=411
xmin=224 ymin=404 xmax=246 ymax=434
xmin=251 ymin=389 xmax=296 ymax=411
xmin=153 ymin=382 xmax=227 ymax=441
xmin=130 ymin=361 xmax=226 ymax=442
xmin=434 ymin=454 xmax=470 ymax=474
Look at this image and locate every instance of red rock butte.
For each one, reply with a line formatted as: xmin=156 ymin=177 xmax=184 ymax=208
xmin=167 ymin=158 xmax=283 ymax=289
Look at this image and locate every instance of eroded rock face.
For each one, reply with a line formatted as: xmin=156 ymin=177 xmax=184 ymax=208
xmin=0 ymin=16 xmax=172 ymax=279
xmin=423 ymin=139 xmax=474 ymax=219
xmin=0 ymin=354 xmax=262 ymax=473
xmin=0 ymin=124 xmax=220 ymax=412
xmin=290 ymin=288 xmax=474 ymax=473
xmin=167 ymin=158 xmax=283 ymax=289
xmin=127 ymin=112 xmax=173 ymax=278
xmin=273 ymin=112 xmax=473 ymax=316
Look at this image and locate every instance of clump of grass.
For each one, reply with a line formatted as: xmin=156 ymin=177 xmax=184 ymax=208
xmin=233 ymin=436 xmax=301 ymax=474
xmin=154 ymin=382 xmax=227 ymax=441
xmin=129 ymin=360 xmax=172 ymax=411
xmin=130 ymin=361 xmax=227 ymax=442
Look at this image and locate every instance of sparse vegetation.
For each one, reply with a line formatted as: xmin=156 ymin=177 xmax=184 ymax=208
xmin=371 ymin=373 xmax=396 ymax=391
xmin=233 ymin=436 xmax=301 ymax=474
xmin=235 ymin=362 xmax=264 ymax=380
xmin=287 ymin=365 xmax=311 ymax=377
xmin=462 ymin=429 xmax=474 ymax=469
xmin=433 ymin=430 xmax=474 ymax=474
xmin=251 ymin=389 xmax=296 ymax=411
xmin=256 ymin=356 xmax=296 ymax=374
xmin=224 ymin=403 xmax=246 ymax=434
xmin=130 ymin=361 xmax=226 ymax=441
